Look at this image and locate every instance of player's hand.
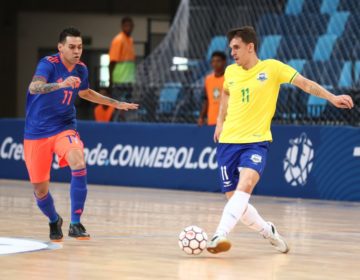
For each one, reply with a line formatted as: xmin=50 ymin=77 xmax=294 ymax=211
xmin=115 ymin=102 xmax=139 ymax=111
xmin=197 ymin=118 xmax=204 ymax=126
xmin=60 ymin=76 xmax=81 ymax=89
xmin=330 ymin=95 xmax=354 ymax=109
xmin=213 ymin=124 xmax=223 ymax=143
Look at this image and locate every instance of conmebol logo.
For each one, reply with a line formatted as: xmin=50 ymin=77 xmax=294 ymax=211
xmin=283 ymin=133 xmax=314 ymax=187
xmin=0 ymin=137 xmax=218 ymax=171
xmin=0 ymin=137 xmax=24 ymax=161
xmin=53 ymin=144 xmax=218 ymax=170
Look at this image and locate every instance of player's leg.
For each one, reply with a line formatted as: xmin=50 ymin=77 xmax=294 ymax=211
xmin=238 ymin=143 xmax=289 ymax=253
xmin=241 ymin=204 xmax=289 ymax=253
xmin=54 ymin=130 xmax=90 ymax=239
xmin=24 ymin=139 xmax=63 ymax=241
xmin=207 ymin=144 xmax=243 ymax=253
xmin=207 ymin=167 xmax=258 ymax=254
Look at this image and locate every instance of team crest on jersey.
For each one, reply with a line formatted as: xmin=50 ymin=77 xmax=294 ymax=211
xmin=213 ymin=88 xmax=221 ymax=99
xmin=257 ymin=72 xmax=268 ymax=82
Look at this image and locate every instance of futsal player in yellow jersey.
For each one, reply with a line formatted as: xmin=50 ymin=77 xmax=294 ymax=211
xmin=207 ymin=26 xmax=354 ymax=254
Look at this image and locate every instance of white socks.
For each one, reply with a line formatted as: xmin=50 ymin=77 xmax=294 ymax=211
xmin=240 ymin=203 xmax=272 ymax=238
xmin=216 ymin=191 xmax=250 ymax=236
xmin=215 ymin=191 xmax=272 ymax=238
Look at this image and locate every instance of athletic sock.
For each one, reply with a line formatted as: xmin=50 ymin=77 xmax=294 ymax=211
xmin=240 ymin=203 xmax=272 ymax=238
xmin=35 ymin=192 xmax=58 ymax=223
xmin=70 ymin=168 xmax=88 ymax=224
xmin=215 ymin=191 xmax=250 ymax=236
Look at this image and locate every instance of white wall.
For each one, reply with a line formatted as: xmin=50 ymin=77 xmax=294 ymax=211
xmin=17 ymin=12 xmax=169 ymax=116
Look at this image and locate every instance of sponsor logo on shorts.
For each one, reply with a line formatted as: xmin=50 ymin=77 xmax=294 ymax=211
xmin=250 ymin=154 xmax=262 ymax=163
xmin=223 ymin=180 xmax=232 ymax=188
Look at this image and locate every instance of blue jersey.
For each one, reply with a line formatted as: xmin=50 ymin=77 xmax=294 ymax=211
xmin=24 ymin=53 xmax=89 ymax=139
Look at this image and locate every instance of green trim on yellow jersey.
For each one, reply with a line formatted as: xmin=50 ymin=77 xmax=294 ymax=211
xmin=289 ymin=71 xmax=298 ymax=84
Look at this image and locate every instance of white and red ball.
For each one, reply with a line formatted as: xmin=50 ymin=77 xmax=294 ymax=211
xmin=178 ymin=225 xmax=208 ymax=255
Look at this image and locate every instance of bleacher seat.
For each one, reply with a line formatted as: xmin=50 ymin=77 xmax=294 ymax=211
xmin=338 ymin=60 xmax=360 ymax=89
xmin=307 ymin=95 xmax=327 ymax=117
xmin=285 ymin=0 xmax=304 ymax=15
xmin=157 ymin=83 xmax=182 ymax=115
xmin=287 ymin=59 xmax=306 ymax=73
xmin=320 ymin=0 xmax=339 ymax=15
xmin=326 ymin=11 xmax=350 ymax=36
xmin=338 ymin=0 xmax=359 ymax=11
xmin=313 ymin=34 xmax=337 ymax=61
xmin=338 ymin=61 xmax=352 ymax=88
xmin=303 ymin=60 xmax=344 ymax=116
xmin=302 ymin=0 xmax=322 ymax=14
xmin=344 ymin=12 xmax=360 ymax=38
xmin=256 ymin=13 xmax=280 ymax=35
xmin=259 ymin=35 xmax=282 ymax=59
xmin=331 ymin=34 xmax=360 ymax=61
xmin=206 ymin=36 xmax=228 ymax=63
xmin=355 ymin=61 xmax=360 ymax=87
xmin=277 ymin=35 xmax=317 ymax=60
xmin=302 ymin=60 xmax=343 ymax=89
xmin=277 ymin=14 xmax=329 ymax=35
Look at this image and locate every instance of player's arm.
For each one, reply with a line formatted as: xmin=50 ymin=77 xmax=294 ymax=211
xmin=292 ymin=74 xmax=354 ymax=109
xmin=213 ymin=89 xmax=229 ymax=142
xmin=109 ymin=62 xmax=116 ymax=88
xmin=29 ymin=76 xmax=81 ymax=94
xmin=78 ymin=89 xmax=139 ymax=111
xmin=198 ymin=90 xmax=208 ymax=126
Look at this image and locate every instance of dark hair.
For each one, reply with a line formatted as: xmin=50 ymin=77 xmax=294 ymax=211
xmin=122 ymin=17 xmax=133 ymax=25
xmin=227 ymin=26 xmax=258 ymax=52
xmin=58 ymin=27 xmax=81 ymax=43
xmin=211 ymin=51 xmax=227 ymax=61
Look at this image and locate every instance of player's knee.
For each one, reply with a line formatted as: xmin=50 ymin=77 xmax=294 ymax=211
xmin=71 ymin=160 xmax=86 ymax=170
xmin=66 ymin=149 xmax=85 ymax=170
xmin=237 ymin=178 xmax=255 ymax=191
xmin=33 ymin=183 xmax=49 ymax=198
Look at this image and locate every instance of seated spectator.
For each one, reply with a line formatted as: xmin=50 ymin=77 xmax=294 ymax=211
xmin=94 ymin=88 xmax=115 ymax=122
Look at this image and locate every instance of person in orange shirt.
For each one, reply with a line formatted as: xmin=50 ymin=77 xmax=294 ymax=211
xmin=109 ymin=17 xmax=136 ymax=121
xmin=94 ymin=88 xmax=115 ymax=122
xmin=198 ymin=51 xmax=227 ymax=126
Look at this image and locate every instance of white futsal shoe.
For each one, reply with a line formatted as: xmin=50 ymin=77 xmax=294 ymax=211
xmin=207 ymin=233 xmax=232 ymax=254
xmin=265 ymin=222 xmax=290 ymax=253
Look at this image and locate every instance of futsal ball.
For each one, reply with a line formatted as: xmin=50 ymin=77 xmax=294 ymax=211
xmin=178 ymin=225 xmax=208 ymax=255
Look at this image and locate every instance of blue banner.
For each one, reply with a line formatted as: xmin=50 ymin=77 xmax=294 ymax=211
xmin=0 ymin=119 xmax=359 ymax=201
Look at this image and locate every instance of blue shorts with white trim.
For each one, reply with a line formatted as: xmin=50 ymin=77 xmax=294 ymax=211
xmin=217 ymin=142 xmax=270 ymax=193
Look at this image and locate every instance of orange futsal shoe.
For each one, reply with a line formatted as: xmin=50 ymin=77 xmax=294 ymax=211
xmin=68 ymin=223 xmax=90 ymax=240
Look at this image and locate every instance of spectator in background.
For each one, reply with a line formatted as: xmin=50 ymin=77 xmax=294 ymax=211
xmin=198 ymin=51 xmax=227 ymax=126
xmin=109 ymin=17 xmax=136 ymax=121
xmin=94 ymin=88 xmax=115 ymax=122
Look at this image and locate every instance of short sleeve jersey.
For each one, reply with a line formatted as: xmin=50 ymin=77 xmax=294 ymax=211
xmin=24 ymin=53 xmax=89 ymax=139
xmin=220 ymin=59 xmax=297 ymax=143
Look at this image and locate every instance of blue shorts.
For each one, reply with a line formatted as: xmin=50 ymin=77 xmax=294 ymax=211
xmin=217 ymin=142 xmax=270 ymax=193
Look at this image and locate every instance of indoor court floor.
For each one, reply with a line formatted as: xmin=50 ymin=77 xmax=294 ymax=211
xmin=0 ymin=179 xmax=359 ymax=280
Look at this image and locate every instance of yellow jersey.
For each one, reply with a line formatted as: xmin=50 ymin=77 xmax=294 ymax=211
xmin=220 ymin=59 xmax=297 ymax=144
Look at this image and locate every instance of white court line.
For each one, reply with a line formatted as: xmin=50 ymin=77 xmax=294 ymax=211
xmin=0 ymin=237 xmax=61 ymax=255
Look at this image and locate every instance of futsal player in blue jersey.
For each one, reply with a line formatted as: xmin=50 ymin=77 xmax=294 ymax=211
xmin=24 ymin=27 xmax=138 ymax=241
